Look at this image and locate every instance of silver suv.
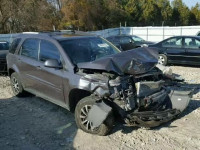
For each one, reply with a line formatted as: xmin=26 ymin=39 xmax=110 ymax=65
xmin=7 ymin=32 xmax=192 ymax=135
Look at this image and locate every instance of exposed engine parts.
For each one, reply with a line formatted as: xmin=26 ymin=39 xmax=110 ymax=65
xmin=78 ymin=63 xmax=192 ymax=129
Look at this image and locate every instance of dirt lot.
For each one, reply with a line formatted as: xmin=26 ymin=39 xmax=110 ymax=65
xmin=0 ymin=66 xmax=200 ymax=150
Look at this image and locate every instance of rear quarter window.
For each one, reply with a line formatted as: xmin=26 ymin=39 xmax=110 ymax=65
xmin=20 ymin=38 xmax=40 ymax=60
xmin=9 ymin=38 xmax=21 ymax=54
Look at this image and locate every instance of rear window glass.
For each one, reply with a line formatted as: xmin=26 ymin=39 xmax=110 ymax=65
xmin=21 ymin=39 xmax=39 ymax=60
xmin=0 ymin=41 xmax=9 ymax=51
xmin=9 ymin=39 xmax=21 ymax=54
xmin=120 ymin=37 xmax=132 ymax=44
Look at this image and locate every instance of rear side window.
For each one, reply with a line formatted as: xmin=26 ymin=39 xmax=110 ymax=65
xmin=39 ymin=40 xmax=60 ymax=62
xmin=0 ymin=42 xmax=9 ymax=50
xmin=113 ymin=37 xmax=120 ymax=43
xmin=120 ymin=37 xmax=132 ymax=44
xmin=106 ymin=37 xmax=114 ymax=42
xmin=21 ymin=39 xmax=40 ymax=60
xmin=162 ymin=37 xmax=182 ymax=48
xmin=9 ymin=38 xmax=21 ymax=54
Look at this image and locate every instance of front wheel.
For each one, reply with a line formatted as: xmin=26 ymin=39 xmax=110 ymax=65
xmin=158 ymin=54 xmax=167 ymax=66
xmin=75 ymin=96 xmax=114 ymax=136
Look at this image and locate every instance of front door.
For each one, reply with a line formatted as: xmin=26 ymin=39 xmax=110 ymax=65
xmin=36 ymin=39 xmax=65 ymax=103
xmin=184 ymin=37 xmax=200 ymax=65
xmin=120 ymin=36 xmax=136 ymax=50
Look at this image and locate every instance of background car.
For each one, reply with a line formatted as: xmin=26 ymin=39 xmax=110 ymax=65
xmin=0 ymin=41 xmax=9 ymax=72
xmin=148 ymin=36 xmax=200 ymax=66
xmin=106 ymin=35 xmax=154 ymax=51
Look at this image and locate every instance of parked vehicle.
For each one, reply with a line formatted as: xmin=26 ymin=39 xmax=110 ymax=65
xmin=7 ymin=32 xmax=192 ymax=135
xmin=0 ymin=41 xmax=9 ymax=72
xmin=106 ymin=35 xmax=154 ymax=51
xmin=148 ymin=36 xmax=200 ymax=66
xmin=196 ymin=32 xmax=200 ymax=36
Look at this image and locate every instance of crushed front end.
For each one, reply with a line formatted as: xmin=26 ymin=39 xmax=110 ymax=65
xmin=77 ymin=48 xmax=193 ymax=129
xmin=78 ymin=65 xmax=192 ymax=128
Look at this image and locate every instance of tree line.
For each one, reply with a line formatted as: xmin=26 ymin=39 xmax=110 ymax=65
xmin=0 ymin=0 xmax=200 ymax=33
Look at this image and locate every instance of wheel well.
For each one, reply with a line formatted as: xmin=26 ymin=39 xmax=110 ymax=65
xmin=69 ymin=89 xmax=91 ymax=112
xmin=8 ymin=68 xmax=15 ymax=77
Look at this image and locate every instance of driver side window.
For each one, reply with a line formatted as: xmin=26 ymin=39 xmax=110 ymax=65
xmin=39 ymin=40 xmax=61 ymax=63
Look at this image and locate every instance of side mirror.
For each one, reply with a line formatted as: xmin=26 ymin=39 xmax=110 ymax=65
xmin=44 ymin=59 xmax=62 ymax=69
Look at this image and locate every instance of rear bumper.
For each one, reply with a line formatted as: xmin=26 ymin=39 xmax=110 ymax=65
xmin=124 ymin=109 xmax=181 ymax=128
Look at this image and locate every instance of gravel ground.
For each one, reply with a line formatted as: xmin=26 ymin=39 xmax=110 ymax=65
xmin=0 ymin=66 xmax=200 ymax=150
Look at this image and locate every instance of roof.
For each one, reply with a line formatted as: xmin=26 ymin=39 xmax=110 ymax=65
xmin=16 ymin=30 xmax=97 ymax=40
xmin=169 ymin=35 xmax=200 ymax=38
xmin=107 ymin=34 xmax=139 ymax=38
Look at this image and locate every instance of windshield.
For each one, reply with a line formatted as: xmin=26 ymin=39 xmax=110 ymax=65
xmin=131 ymin=36 xmax=145 ymax=42
xmin=0 ymin=42 xmax=9 ymax=50
xmin=59 ymin=37 xmax=120 ymax=65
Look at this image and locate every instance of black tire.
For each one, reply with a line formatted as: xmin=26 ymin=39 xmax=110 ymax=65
xmin=75 ymin=96 xmax=114 ymax=136
xmin=10 ymin=72 xmax=26 ymax=97
xmin=158 ymin=54 xmax=167 ymax=66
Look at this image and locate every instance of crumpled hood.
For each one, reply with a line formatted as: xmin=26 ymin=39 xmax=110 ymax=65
xmin=77 ymin=47 xmax=158 ymax=75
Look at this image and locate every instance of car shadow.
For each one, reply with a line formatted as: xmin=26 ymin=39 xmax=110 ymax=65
xmin=0 ymin=96 xmax=78 ymax=150
xmin=0 ymin=72 xmax=8 ymax=76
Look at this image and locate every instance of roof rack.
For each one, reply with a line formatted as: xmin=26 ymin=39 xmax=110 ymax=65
xmin=22 ymin=32 xmax=40 ymax=34
xmin=22 ymin=30 xmax=75 ymax=35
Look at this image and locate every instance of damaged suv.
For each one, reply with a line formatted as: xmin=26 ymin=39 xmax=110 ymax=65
xmin=7 ymin=32 xmax=192 ymax=135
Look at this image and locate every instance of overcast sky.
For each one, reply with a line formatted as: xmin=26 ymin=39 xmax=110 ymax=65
xmin=170 ymin=0 xmax=200 ymax=8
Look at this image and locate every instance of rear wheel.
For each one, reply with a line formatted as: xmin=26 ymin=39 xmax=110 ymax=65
xmin=75 ymin=96 xmax=114 ymax=136
xmin=158 ymin=54 xmax=167 ymax=66
xmin=10 ymin=72 xmax=26 ymax=97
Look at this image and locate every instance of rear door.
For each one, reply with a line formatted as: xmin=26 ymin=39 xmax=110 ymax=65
xmin=184 ymin=37 xmax=200 ymax=65
xmin=36 ymin=39 xmax=65 ymax=103
xmin=162 ymin=37 xmax=186 ymax=63
xmin=17 ymin=38 xmax=41 ymax=90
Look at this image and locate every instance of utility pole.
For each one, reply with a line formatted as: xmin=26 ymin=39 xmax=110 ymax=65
xmin=119 ymin=22 xmax=121 ymax=35
xmin=162 ymin=21 xmax=164 ymax=27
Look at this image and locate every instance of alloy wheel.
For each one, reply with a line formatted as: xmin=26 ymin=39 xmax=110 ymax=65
xmin=80 ymin=105 xmax=96 ymax=131
xmin=158 ymin=55 xmax=165 ymax=65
